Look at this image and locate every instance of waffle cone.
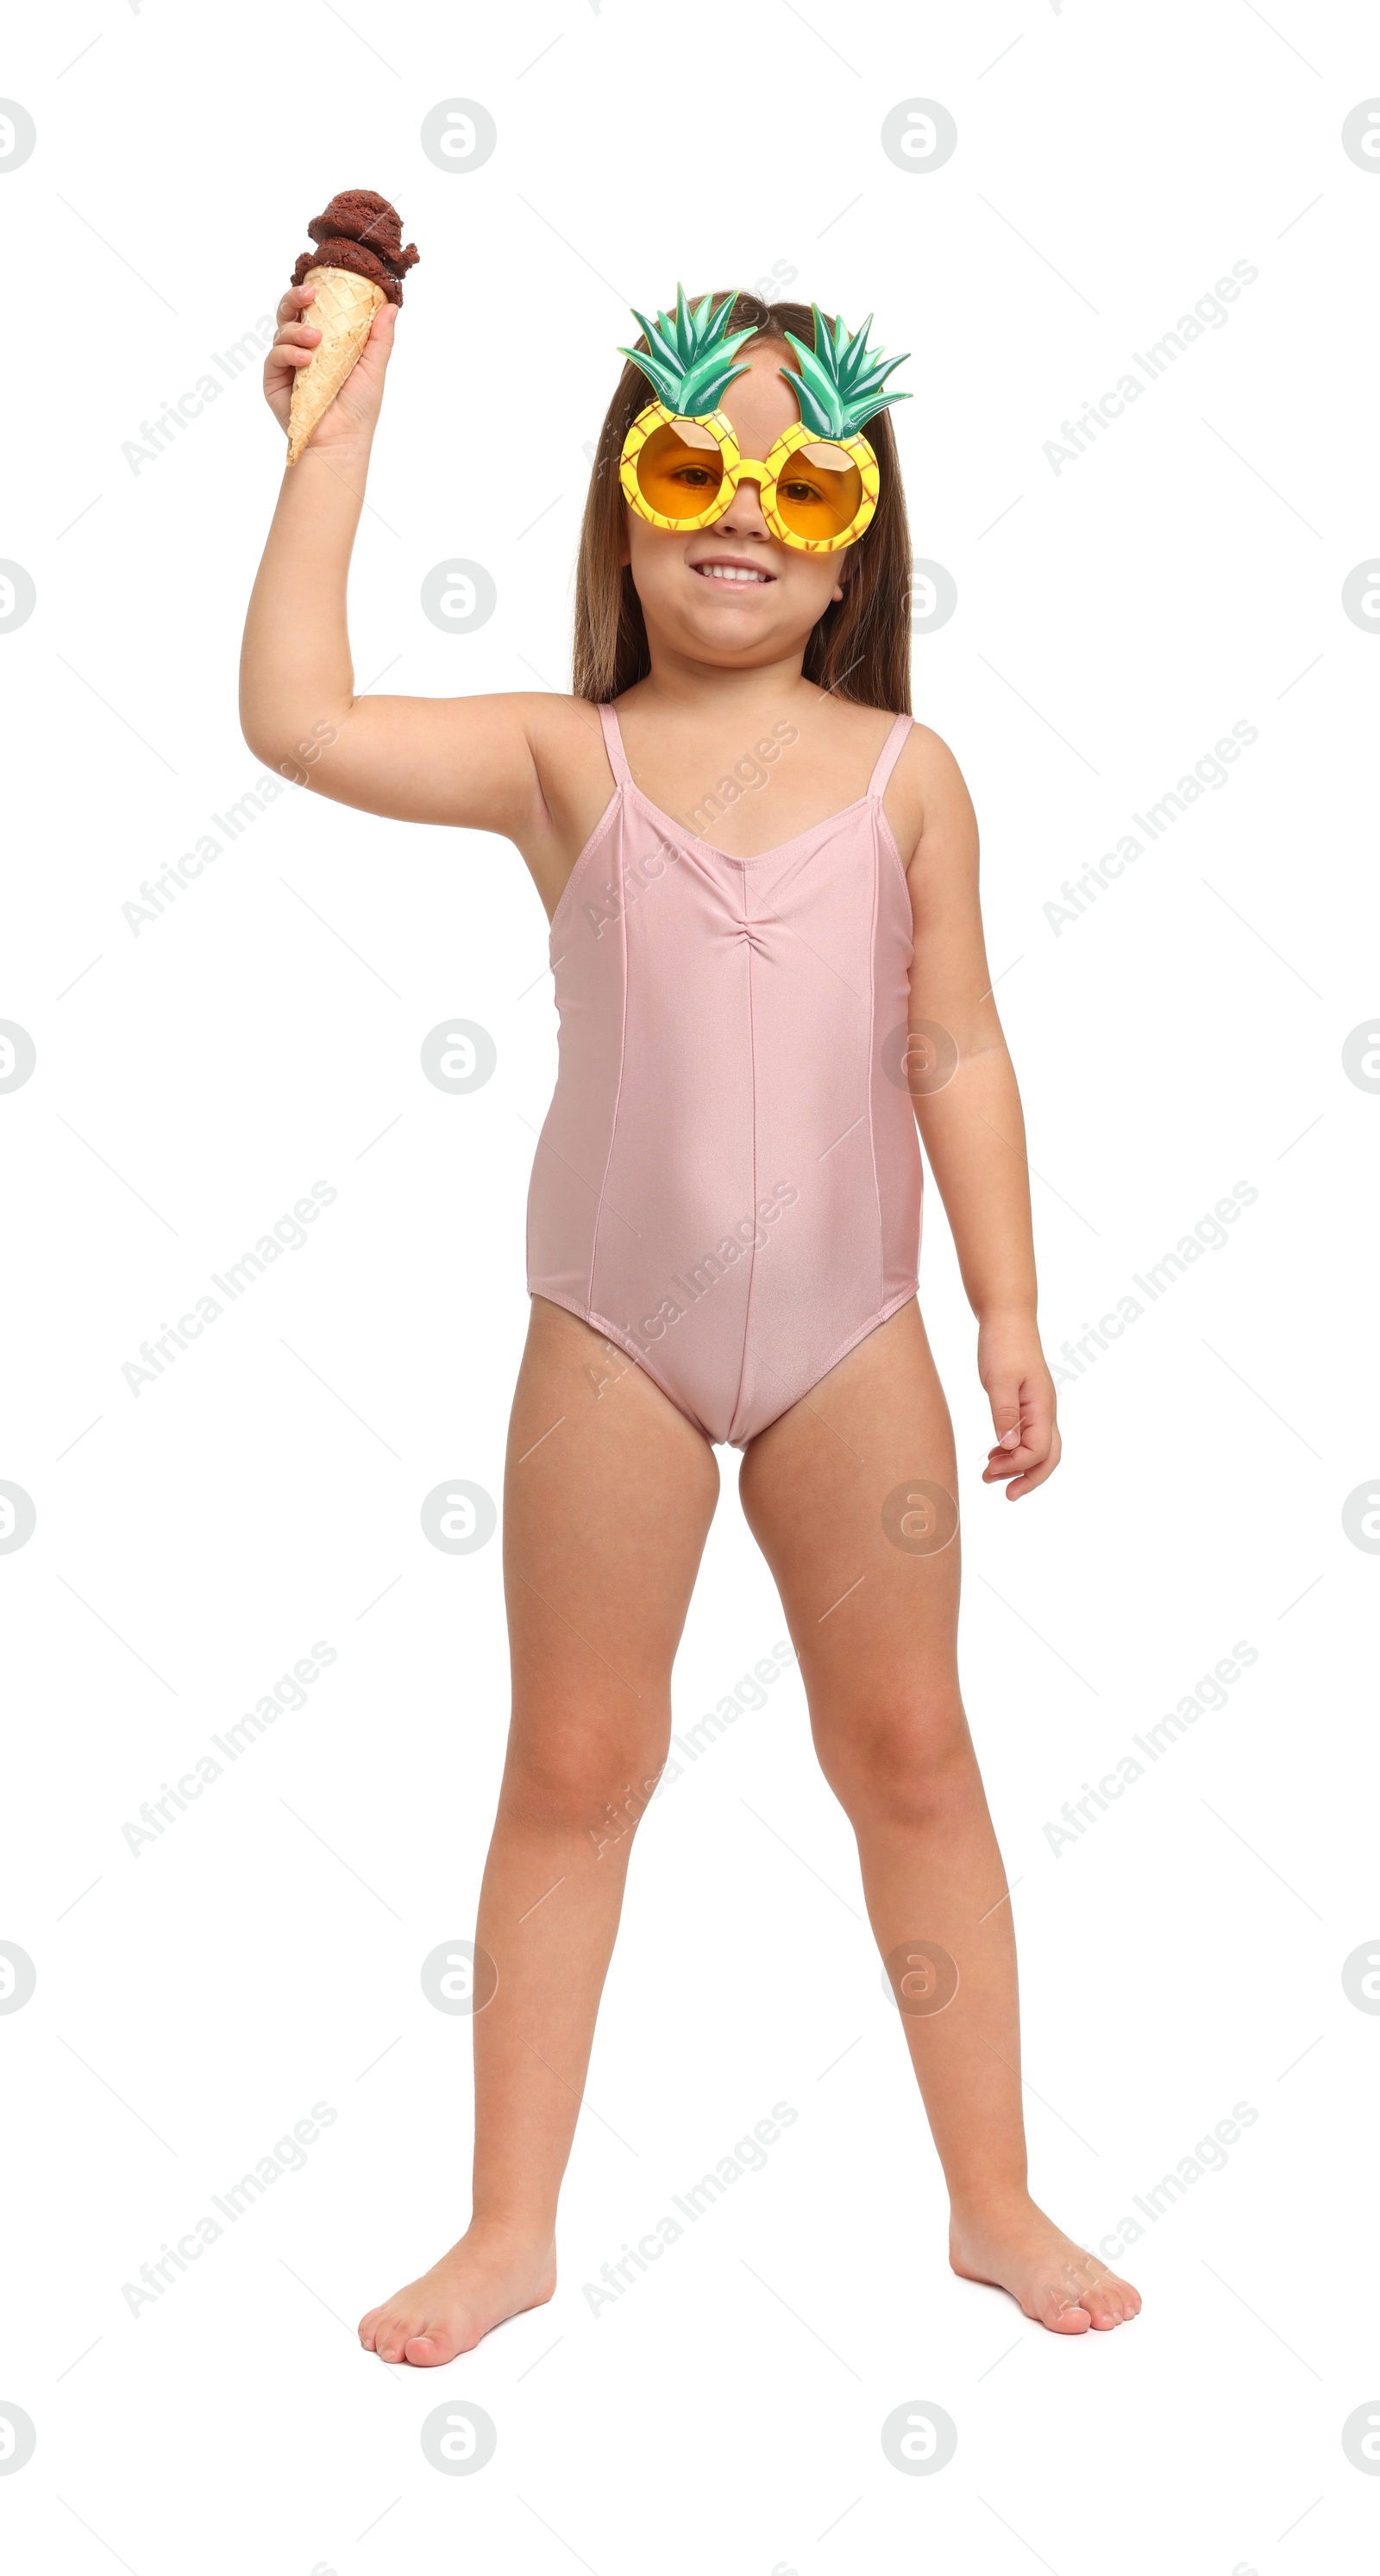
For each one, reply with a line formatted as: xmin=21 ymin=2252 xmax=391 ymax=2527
xmin=286 ymin=265 xmax=386 ymax=464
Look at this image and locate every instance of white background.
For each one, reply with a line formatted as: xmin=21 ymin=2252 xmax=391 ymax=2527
xmin=2 ymin=2 xmax=1377 ymax=2568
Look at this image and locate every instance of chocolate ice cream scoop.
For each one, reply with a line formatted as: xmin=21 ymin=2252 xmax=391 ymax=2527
xmin=290 ymin=189 xmax=419 ymax=307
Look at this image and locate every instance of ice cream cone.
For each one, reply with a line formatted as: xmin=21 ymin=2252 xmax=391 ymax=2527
xmin=286 ymin=265 xmax=386 ymax=463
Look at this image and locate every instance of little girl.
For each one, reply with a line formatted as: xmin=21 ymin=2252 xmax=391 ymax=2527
xmin=242 ymin=277 xmax=1141 ymax=2359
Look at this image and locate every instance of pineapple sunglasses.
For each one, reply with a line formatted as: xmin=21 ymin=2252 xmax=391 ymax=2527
xmin=617 ymin=286 xmax=911 ymax=556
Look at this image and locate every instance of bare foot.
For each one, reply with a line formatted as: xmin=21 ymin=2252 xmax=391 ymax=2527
xmin=358 ymin=2222 xmax=556 ymax=2366
xmin=950 ymin=2197 xmax=1141 ymax=2335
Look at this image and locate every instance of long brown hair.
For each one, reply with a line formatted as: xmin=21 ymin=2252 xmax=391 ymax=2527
xmin=571 ymin=291 xmax=913 ymax=714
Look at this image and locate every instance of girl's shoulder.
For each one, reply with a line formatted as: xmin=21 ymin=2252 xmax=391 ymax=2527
xmin=864 ymin=715 xmax=975 ymax=874
xmin=898 ymin=718 xmax=972 ymax=799
xmin=520 ymin=687 xmax=617 ymax=782
xmin=820 ymin=696 xmax=971 ymax=804
xmin=811 ymin=688 xmax=956 ymax=762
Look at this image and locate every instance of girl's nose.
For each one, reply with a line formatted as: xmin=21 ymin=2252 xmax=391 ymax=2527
xmin=715 ymin=471 xmax=770 ymax=540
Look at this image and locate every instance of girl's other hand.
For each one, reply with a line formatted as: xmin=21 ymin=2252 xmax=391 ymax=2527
xmin=262 ymin=282 xmax=398 ymax=453
xmin=977 ymin=1316 xmax=1061 ymax=1499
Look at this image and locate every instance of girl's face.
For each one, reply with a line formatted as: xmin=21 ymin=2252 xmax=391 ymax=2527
xmin=619 ymin=342 xmax=850 ymax=667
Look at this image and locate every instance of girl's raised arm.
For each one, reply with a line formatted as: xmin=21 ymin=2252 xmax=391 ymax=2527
xmin=239 ymin=285 xmax=568 ymax=856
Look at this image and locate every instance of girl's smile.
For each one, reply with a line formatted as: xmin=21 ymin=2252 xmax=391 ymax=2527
xmin=688 ymin=552 xmax=777 ymax=584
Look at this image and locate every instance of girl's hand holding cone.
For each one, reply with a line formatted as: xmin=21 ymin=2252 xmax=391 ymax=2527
xmin=265 ymin=280 xmax=397 ymax=461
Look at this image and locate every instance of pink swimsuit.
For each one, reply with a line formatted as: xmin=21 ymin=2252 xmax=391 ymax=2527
xmin=526 ymin=702 xmax=923 ymax=1446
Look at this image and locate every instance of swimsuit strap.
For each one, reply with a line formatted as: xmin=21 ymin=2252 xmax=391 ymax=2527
xmin=598 ymin=701 xmax=633 ymax=787
xmin=867 ymin=711 xmax=914 ymax=801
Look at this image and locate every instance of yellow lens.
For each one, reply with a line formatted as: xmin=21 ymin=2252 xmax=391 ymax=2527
xmin=634 ymin=418 xmax=727 ymax=522
xmin=774 ymin=440 xmax=864 ymax=541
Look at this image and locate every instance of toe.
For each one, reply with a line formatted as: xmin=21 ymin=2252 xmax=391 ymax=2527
xmin=404 ymin=2325 xmax=460 ymax=2366
xmin=1081 ymin=2284 xmax=1125 ymax=2329
xmin=1035 ymin=2285 xmax=1091 ymax=2333
xmin=357 ymin=2306 xmax=385 ymax=2347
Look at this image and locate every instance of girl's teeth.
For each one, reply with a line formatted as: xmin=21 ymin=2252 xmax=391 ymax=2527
xmin=699 ymin=564 xmax=767 ymax=582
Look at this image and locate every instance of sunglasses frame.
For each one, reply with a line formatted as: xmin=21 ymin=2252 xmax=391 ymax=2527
xmin=618 ymin=400 xmax=880 ymax=555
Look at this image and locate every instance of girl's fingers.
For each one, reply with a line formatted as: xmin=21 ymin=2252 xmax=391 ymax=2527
xmin=987 ymin=1392 xmax=1022 ymax=1445
xmin=982 ymin=1396 xmax=1030 ymax=1472
xmin=994 ymin=1394 xmax=1051 ymax=1452
xmin=989 ymin=1425 xmax=1062 ymax=1496
xmin=1002 ymin=1451 xmax=1061 ymax=1498
xmin=276 ymin=284 xmax=317 ymax=323
xmin=982 ymin=1450 xmax=1039 ymax=1483
xmin=271 ymin=344 xmax=318 ymax=371
xmin=362 ymin=303 xmax=398 ymax=357
xmin=982 ymin=1376 xmax=1059 ymax=1488
xmin=275 ymin=322 xmax=322 ymax=348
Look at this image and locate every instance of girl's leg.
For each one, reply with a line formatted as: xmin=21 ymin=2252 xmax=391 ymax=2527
xmin=359 ymin=1296 xmax=719 ymax=2364
xmin=737 ymin=1300 xmax=1140 ymax=2335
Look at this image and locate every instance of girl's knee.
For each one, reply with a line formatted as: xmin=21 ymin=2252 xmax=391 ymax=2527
xmin=502 ymin=1714 xmax=669 ymax=1838
xmin=581 ymin=1767 xmax=668 ymax=1859
xmin=814 ymin=1695 xmax=976 ymax=1824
